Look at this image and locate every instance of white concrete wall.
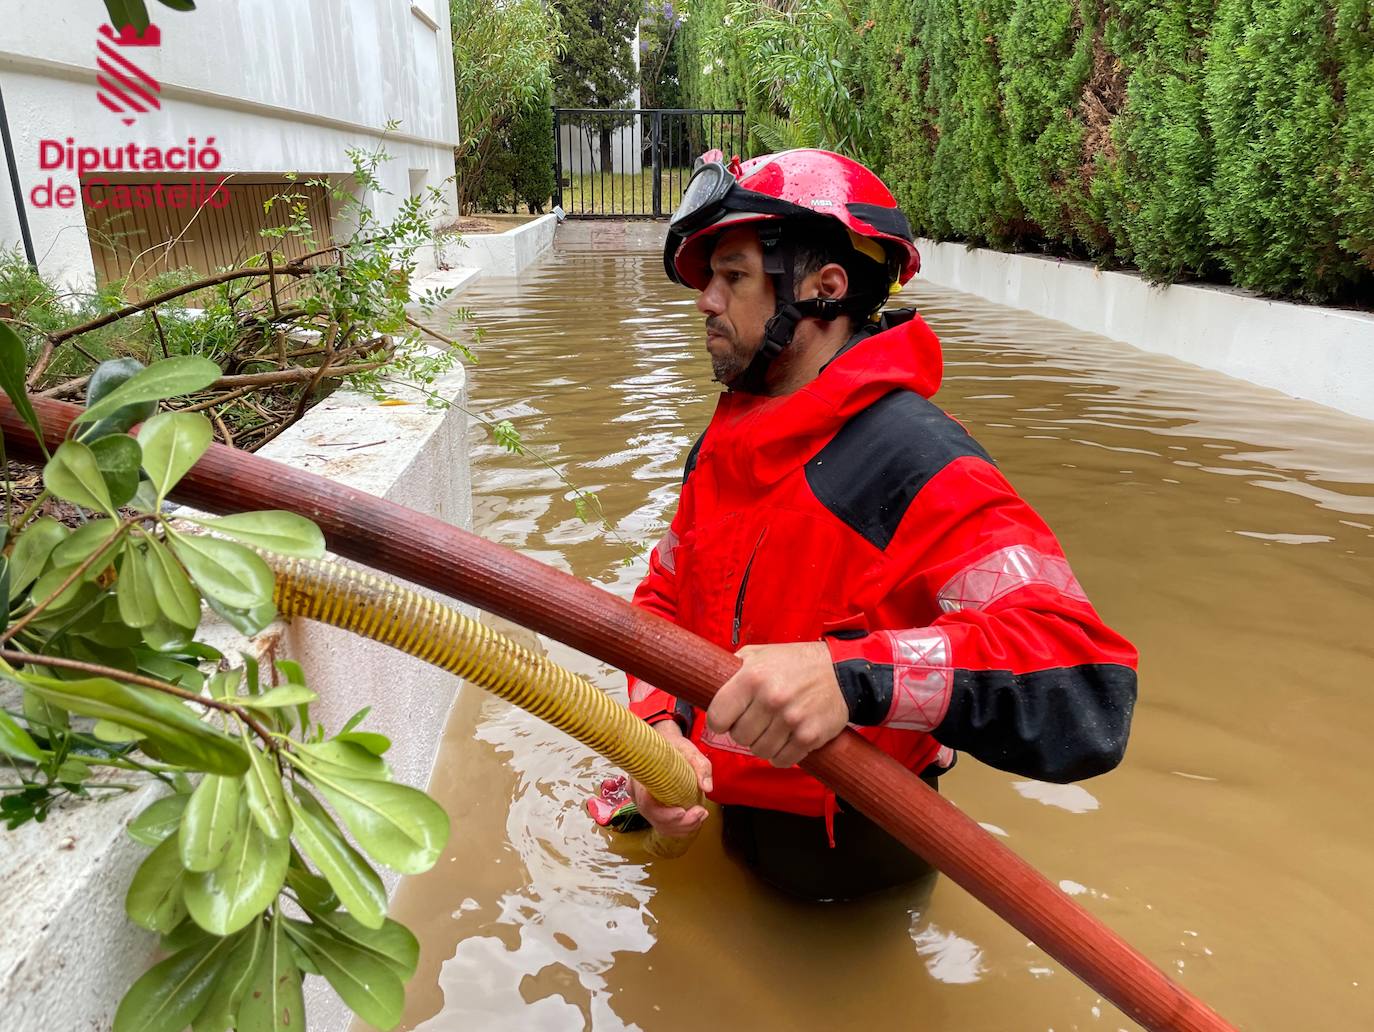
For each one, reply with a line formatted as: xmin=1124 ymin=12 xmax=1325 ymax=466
xmin=0 ymin=0 xmax=459 ymax=287
xmin=0 ymin=353 xmax=472 ymax=1032
xmin=439 ymin=212 xmax=558 ymax=277
xmin=917 ymin=238 xmax=1374 ymax=423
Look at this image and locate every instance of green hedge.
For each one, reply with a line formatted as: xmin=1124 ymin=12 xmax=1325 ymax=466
xmin=678 ymin=0 xmax=1373 ymax=303
xmin=470 ymin=92 xmax=556 ymax=214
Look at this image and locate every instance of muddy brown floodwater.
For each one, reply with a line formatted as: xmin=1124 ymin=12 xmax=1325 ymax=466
xmin=381 ymin=222 xmax=1374 ymax=1032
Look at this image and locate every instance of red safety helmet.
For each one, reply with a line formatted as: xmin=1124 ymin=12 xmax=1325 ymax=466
xmin=663 ymin=148 xmax=921 ymax=291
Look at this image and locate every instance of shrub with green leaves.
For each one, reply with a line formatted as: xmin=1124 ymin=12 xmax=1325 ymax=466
xmin=679 ymin=0 xmax=1374 ymax=301
xmin=0 ymin=332 xmax=450 ymax=1032
xmin=1205 ymin=0 xmax=1359 ymax=299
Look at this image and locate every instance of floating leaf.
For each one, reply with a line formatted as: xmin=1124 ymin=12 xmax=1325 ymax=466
xmin=186 ymin=511 xmax=325 ymax=558
xmin=180 ymin=773 xmax=244 ymax=872
xmin=22 ymin=674 xmax=246 ymax=775
xmin=117 ymin=543 xmax=161 ymax=628
xmin=125 ymin=834 xmax=188 ymax=933
xmin=236 ymin=910 xmax=304 ymax=1032
xmin=0 ymin=321 xmax=44 ymax=448
xmin=284 ymin=789 xmax=387 ymax=929
xmin=139 ymin=411 xmax=212 ymax=502
xmin=128 ymin=792 xmax=188 ymax=846
xmin=299 ymin=765 xmax=449 ymax=875
xmin=169 ymin=531 xmax=275 ymax=611
xmin=145 ymin=534 xmax=202 ymax=629
xmin=89 ymin=433 xmax=143 ymax=507
xmin=241 ymin=731 xmax=291 ymax=841
xmin=44 ymin=440 xmax=115 ymax=516
xmin=75 ymin=356 xmax=221 ymax=427
xmin=240 ymin=684 xmax=317 ymax=710
xmin=185 ymin=803 xmax=289 ymax=935
xmin=0 ymin=710 xmax=44 ymax=763
xmin=284 ymin=918 xmax=405 ymax=1030
xmin=6 ymin=518 xmax=67 ymax=602
xmin=112 ymin=934 xmax=234 ymax=1032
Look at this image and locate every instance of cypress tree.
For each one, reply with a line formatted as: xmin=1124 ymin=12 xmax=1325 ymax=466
xmin=1334 ymin=0 xmax=1374 ymax=278
xmin=511 ymin=91 xmax=556 ymax=213
xmin=1001 ymin=0 xmax=1094 ymax=247
xmin=1097 ymin=0 xmax=1215 ymax=282
xmin=1205 ymin=0 xmax=1354 ymax=299
xmin=929 ymin=0 xmax=1026 ymax=245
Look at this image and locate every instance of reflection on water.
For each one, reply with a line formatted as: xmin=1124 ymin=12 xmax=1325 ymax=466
xmin=387 ymin=222 xmax=1374 ymax=1031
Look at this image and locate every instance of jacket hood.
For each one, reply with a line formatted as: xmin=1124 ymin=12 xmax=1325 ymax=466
xmin=700 ymin=308 xmax=944 ymax=490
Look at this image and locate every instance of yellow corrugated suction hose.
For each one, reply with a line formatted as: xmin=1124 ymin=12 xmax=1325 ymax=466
xmin=266 ymin=552 xmax=702 ymax=858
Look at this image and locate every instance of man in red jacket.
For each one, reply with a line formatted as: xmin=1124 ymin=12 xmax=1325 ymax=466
xmin=625 ymin=149 xmax=1137 ymax=900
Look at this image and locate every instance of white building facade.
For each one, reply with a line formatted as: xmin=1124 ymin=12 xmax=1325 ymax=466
xmin=0 ymin=0 xmax=459 ymax=289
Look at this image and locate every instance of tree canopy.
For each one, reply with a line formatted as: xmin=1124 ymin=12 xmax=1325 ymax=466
xmin=551 ymin=0 xmax=640 ymax=109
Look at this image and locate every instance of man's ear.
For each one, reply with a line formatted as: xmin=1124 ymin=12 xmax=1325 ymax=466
xmin=816 ymin=262 xmax=850 ymax=300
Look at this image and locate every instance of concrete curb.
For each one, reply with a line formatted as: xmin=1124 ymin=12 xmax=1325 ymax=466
xmin=438 ymin=213 xmax=558 ymax=278
xmin=916 ymin=238 xmax=1374 ymax=423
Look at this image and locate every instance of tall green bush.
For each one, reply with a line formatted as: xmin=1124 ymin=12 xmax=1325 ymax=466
xmin=929 ymin=0 xmax=1025 ymax=245
xmin=1334 ymin=0 xmax=1374 ymax=271
xmin=1001 ymin=0 xmax=1109 ymax=250
xmin=679 ymin=0 xmax=1373 ymax=300
xmin=511 ymin=92 xmax=556 ymax=213
xmin=452 ymin=0 xmax=562 ymax=214
xmin=1097 ymin=0 xmax=1216 ymax=282
xmin=1205 ymin=0 xmax=1355 ymax=299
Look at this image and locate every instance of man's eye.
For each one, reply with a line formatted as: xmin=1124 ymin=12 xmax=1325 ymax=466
xmin=726 ymin=271 xmax=745 ymax=283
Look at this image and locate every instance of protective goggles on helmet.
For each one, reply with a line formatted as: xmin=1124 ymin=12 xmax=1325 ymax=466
xmin=668 ymin=159 xmax=814 ymax=238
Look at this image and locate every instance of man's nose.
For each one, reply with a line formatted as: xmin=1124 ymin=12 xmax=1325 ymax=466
xmin=696 ymin=280 xmax=725 ymax=316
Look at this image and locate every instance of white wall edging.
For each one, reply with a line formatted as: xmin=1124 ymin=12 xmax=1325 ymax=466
xmin=916 ymin=238 xmax=1374 ymax=423
xmin=439 ymin=213 xmax=558 ymax=278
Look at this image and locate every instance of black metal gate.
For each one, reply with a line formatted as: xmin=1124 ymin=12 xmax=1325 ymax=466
xmin=552 ymin=108 xmax=747 ymax=219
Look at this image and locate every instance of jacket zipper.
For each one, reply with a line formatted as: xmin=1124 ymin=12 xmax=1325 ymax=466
xmin=732 ymin=528 xmax=766 ymax=647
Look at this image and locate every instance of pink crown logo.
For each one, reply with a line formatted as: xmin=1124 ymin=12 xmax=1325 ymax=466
xmin=96 ymin=23 xmax=162 ymax=125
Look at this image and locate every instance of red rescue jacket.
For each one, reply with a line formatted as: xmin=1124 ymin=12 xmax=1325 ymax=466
xmin=628 ymin=310 xmax=1137 ymax=818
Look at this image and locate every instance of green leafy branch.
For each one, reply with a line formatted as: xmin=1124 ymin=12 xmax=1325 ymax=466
xmin=1 ymin=328 xmax=451 ymax=1030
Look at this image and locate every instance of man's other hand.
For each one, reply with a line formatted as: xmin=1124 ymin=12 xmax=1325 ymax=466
xmin=629 ymin=721 xmax=712 ymax=836
xmin=707 ymin=642 xmax=849 ymax=768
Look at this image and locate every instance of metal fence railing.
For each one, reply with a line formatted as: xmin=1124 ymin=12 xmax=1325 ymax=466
xmin=552 ymin=108 xmax=747 ymax=219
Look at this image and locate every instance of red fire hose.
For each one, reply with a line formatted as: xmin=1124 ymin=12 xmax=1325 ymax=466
xmin=2 ymin=396 xmax=1236 ymax=1032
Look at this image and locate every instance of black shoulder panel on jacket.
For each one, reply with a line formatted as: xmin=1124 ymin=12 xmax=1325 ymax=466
xmin=804 ymin=390 xmax=993 ymax=550
xmin=683 ymin=432 xmax=705 ymax=485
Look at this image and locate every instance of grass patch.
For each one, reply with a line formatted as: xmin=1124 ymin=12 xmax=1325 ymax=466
xmin=557 ymin=169 xmax=693 ymax=217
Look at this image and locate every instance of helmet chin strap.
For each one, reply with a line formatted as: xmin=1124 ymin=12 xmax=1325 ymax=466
xmin=724 ymin=230 xmax=846 ymax=395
